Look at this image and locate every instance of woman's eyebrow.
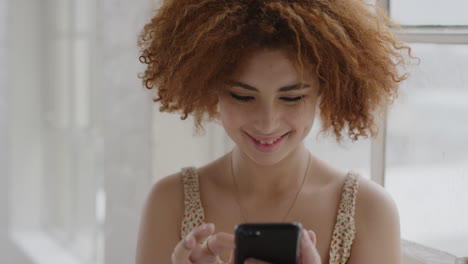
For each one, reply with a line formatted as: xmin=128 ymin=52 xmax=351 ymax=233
xmin=226 ymin=80 xmax=311 ymax=92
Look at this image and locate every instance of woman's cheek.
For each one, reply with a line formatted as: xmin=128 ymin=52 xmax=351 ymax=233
xmin=219 ymin=102 xmax=249 ymax=126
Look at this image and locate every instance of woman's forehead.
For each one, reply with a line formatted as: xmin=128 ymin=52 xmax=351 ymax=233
xmin=228 ymin=49 xmax=318 ymax=88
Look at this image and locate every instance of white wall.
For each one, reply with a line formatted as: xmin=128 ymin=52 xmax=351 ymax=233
xmin=96 ymin=0 xmax=155 ymax=263
xmin=0 ymin=0 xmax=8 ymax=237
xmin=8 ymin=0 xmax=45 ymax=233
xmin=152 ymin=112 xmax=232 ymax=181
xmin=1 ymin=0 xmax=39 ymax=263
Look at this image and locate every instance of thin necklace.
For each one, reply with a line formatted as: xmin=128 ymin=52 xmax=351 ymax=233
xmin=230 ymin=150 xmax=311 ymax=223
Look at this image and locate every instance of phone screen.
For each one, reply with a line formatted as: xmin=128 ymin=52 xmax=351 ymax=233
xmin=234 ymin=222 xmax=302 ymax=264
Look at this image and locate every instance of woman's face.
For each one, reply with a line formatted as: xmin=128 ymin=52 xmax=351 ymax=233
xmin=217 ymin=48 xmax=320 ymax=165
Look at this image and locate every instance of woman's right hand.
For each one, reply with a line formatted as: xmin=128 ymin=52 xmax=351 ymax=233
xmin=171 ymin=223 xmax=235 ymax=264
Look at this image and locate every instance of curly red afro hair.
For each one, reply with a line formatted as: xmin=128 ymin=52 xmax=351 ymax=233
xmin=138 ymin=0 xmax=416 ymax=141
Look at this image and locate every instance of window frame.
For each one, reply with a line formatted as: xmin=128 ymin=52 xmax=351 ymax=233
xmin=397 ymin=26 xmax=468 ymax=44
xmin=379 ymin=0 xmax=468 ymax=260
xmin=370 ymin=0 xmax=468 ymax=187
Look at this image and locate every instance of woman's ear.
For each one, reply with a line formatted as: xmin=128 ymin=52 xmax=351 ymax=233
xmin=213 ymin=109 xmax=220 ymax=121
xmin=211 ymin=89 xmax=224 ymax=124
xmin=211 ymin=102 xmax=222 ymax=124
xmin=316 ymin=93 xmax=322 ymax=104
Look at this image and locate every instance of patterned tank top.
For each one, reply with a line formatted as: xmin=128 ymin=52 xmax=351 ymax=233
xmin=180 ymin=166 xmax=360 ymax=264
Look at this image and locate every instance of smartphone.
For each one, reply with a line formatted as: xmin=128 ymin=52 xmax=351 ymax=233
xmin=234 ymin=222 xmax=302 ymax=264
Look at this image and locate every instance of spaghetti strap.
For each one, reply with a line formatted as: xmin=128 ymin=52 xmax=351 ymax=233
xmin=328 ymin=172 xmax=360 ymax=264
xmin=180 ymin=167 xmax=205 ymax=239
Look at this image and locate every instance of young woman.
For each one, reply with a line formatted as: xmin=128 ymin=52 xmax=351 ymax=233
xmin=135 ymin=0 xmax=415 ymax=263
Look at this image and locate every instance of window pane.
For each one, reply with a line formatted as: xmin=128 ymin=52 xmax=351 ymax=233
xmin=385 ymin=43 xmax=468 ymax=257
xmin=390 ymin=0 xmax=468 ymax=26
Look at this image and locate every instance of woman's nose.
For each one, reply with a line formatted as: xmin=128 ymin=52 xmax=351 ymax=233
xmin=252 ymin=103 xmax=281 ymax=134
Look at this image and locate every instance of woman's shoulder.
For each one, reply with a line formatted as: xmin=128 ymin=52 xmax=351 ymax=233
xmin=346 ymin=175 xmax=401 ymax=263
xmin=141 ymin=168 xmax=198 ymax=229
xmin=314 ymin=156 xmax=393 ymax=208
xmin=136 ymin=170 xmax=188 ymax=264
xmin=148 ymin=155 xmax=226 ymax=203
xmin=152 ymin=170 xmax=185 ymax=196
xmin=143 ymin=170 xmax=187 ymax=223
xmin=314 ymin=157 xmax=399 ymax=223
xmin=354 ymin=175 xmax=401 ymax=238
xmin=354 ymin=176 xmax=399 ymax=220
xmin=146 ymin=162 xmax=221 ymax=207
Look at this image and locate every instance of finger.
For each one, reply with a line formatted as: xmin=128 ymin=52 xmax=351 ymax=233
xmin=171 ymin=223 xmax=215 ymax=263
xmin=190 ymin=223 xmax=216 ymax=243
xmin=307 ymin=230 xmax=317 ymax=246
xmin=202 ymin=232 xmax=235 ymax=256
xmin=191 ymin=232 xmax=235 ymax=262
xmin=171 ymin=235 xmax=195 ymax=264
xmin=244 ymin=258 xmax=272 ymax=264
xmin=300 ymin=229 xmax=321 ymax=264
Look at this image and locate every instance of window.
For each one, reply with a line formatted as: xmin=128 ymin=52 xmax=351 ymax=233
xmin=387 ymin=0 xmax=468 ymax=258
xmin=305 ymin=0 xmax=468 ymax=259
xmin=385 ymin=43 xmax=468 ymax=258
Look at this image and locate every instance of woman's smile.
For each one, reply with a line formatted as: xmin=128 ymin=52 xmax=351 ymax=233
xmin=244 ymin=130 xmax=291 ymax=152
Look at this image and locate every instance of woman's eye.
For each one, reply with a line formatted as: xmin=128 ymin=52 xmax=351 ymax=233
xmin=281 ymin=96 xmax=305 ymax=102
xmin=229 ymin=92 xmax=254 ymax=102
xmin=229 ymin=92 xmax=306 ymax=102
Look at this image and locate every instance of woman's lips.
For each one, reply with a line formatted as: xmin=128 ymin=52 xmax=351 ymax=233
xmin=244 ymin=131 xmax=290 ymax=152
xmin=246 ymin=131 xmax=290 ymax=142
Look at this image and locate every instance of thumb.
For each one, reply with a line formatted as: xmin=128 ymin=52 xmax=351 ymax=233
xmin=299 ymin=229 xmax=321 ymax=264
xmin=228 ymin=248 xmax=235 ymax=264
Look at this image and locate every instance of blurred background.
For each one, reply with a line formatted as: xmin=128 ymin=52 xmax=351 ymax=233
xmin=0 ymin=0 xmax=467 ymax=263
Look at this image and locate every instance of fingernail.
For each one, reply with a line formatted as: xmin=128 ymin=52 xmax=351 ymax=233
xmin=185 ymin=236 xmax=194 ymax=249
xmin=204 ymin=223 xmax=214 ymax=231
xmin=308 ymin=229 xmax=315 ymax=237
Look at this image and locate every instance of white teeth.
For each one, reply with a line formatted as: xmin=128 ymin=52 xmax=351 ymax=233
xmin=253 ymin=132 xmax=289 ymax=145
xmin=259 ymin=137 xmax=280 ymax=145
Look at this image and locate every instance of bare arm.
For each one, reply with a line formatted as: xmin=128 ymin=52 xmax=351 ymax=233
xmin=135 ymin=172 xmax=184 ymax=264
xmin=346 ymin=178 xmax=402 ymax=264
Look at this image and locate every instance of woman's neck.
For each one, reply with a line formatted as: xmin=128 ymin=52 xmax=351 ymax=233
xmin=230 ymin=144 xmax=313 ymax=199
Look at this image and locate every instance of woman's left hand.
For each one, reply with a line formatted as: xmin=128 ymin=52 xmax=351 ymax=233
xmin=243 ymin=229 xmax=321 ymax=264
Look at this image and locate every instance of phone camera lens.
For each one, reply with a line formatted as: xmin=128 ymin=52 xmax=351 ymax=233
xmin=240 ymin=229 xmax=261 ymax=238
xmin=247 ymin=230 xmax=261 ymax=237
xmin=239 ymin=230 xmax=249 ymax=238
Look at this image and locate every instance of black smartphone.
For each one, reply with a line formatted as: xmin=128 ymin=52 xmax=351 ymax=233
xmin=234 ymin=222 xmax=302 ymax=264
